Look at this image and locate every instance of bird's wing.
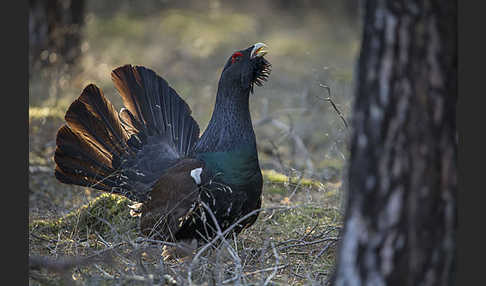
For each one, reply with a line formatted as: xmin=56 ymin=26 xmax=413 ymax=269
xmin=139 ymin=158 xmax=204 ymax=241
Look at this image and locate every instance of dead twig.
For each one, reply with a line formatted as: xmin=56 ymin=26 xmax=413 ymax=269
xmin=241 ymin=264 xmax=288 ymax=277
xmin=263 ymin=242 xmax=280 ymax=286
xmin=188 ymin=206 xmax=293 ymax=284
xmin=318 ymin=84 xmax=348 ymax=129
xmin=314 ymin=240 xmax=338 ymax=261
xmin=278 ymin=237 xmax=339 ymax=251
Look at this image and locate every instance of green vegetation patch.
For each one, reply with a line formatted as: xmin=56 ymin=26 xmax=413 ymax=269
xmin=262 ymin=169 xmax=324 ymax=189
xmin=239 ymin=203 xmax=341 ymax=284
xmin=29 ymin=193 xmax=138 ymax=245
xmin=272 ymin=205 xmax=341 ymax=230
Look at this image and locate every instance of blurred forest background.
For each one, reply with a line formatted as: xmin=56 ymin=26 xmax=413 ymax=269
xmin=30 ymin=0 xmax=360 ymax=183
xmin=29 ymin=0 xmax=361 ymax=215
xmin=29 ymin=1 xmax=360 ymax=284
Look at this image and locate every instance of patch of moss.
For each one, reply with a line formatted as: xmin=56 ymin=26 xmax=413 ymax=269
xmin=262 ymin=170 xmax=324 ymax=189
xmin=240 ymin=202 xmax=341 ymax=285
xmin=272 ymin=205 xmax=341 ymax=229
xmin=264 ymin=184 xmax=288 ymax=196
xmin=29 ymin=193 xmax=137 ymax=242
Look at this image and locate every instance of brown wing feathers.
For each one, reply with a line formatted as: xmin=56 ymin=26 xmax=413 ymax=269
xmin=140 ymin=159 xmax=204 ymax=241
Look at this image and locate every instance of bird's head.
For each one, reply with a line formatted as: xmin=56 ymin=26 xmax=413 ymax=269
xmin=219 ymin=43 xmax=272 ymax=94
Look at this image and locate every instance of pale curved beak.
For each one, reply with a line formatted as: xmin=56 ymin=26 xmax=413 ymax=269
xmin=250 ymin=42 xmax=268 ymax=58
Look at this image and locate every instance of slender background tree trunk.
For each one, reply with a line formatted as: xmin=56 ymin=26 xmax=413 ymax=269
xmin=333 ymin=1 xmax=457 ymax=285
xmin=29 ymin=0 xmax=85 ymax=75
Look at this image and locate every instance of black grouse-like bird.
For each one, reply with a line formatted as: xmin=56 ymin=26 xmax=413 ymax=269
xmin=54 ymin=43 xmax=271 ymax=244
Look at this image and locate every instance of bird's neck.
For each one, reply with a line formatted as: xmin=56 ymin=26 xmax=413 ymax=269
xmin=195 ymin=84 xmax=256 ymax=153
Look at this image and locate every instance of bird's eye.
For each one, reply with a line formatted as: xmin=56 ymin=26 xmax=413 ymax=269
xmin=231 ymin=52 xmax=243 ymax=64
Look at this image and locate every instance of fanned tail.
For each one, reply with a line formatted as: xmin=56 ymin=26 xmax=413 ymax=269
xmin=54 ymin=84 xmax=139 ymax=198
xmin=111 ymin=65 xmax=200 ymax=156
xmin=54 ymin=65 xmax=200 ymax=202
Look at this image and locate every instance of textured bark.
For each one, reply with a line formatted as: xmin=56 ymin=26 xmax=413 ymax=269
xmin=333 ymin=1 xmax=457 ymax=286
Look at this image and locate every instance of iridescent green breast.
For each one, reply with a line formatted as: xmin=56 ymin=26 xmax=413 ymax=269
xmin=197 ymin=145 xmax=261 ymax=186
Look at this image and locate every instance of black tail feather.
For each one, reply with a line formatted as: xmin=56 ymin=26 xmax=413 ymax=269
xmin=111 ymin=65 xmax=200 ymax=156
xmin=55 ymin=125 xmax=113 ymax=173
xmin=77 ymin=84 xmax=134 ymax=157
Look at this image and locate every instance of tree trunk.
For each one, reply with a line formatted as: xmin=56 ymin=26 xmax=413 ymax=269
xmin=332 ymin=1 xmax=457 ymax=286
xmin=29 ymin=0 xmax=85 ymax=73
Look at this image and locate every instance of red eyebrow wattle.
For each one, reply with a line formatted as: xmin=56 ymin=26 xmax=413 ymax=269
xmin=231 ymin=52 xmax=244 ymax=63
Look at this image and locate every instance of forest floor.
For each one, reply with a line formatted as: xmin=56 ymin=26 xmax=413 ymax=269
xmin=29 ymin=110 xmax=343 ymax=285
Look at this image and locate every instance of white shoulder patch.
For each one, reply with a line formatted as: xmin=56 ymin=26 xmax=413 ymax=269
xmin=190 ymin=168 xmax=203 ymax=185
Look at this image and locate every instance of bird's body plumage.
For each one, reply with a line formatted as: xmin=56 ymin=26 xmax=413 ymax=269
xmin=54 ymin=44 xmax=271 ymax=244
